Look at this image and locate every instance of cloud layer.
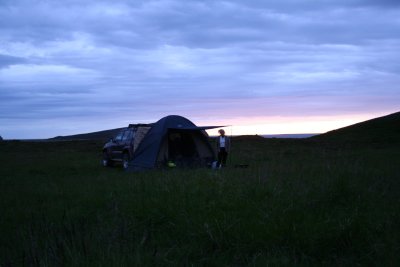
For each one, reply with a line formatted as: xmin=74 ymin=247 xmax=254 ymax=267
xmin=1 ymin=0 xmax=399 ymax=138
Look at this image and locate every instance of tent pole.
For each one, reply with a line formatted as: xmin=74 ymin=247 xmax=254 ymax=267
xmin=229 ymin=125 xmax=233 ymax=166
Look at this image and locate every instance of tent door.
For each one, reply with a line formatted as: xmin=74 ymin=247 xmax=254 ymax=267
xmin=166 ymin=131 xmax=197 ymax=166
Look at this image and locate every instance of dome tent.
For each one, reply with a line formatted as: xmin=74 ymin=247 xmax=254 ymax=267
xmin=127 ymin=115 xmax=223 ymax=171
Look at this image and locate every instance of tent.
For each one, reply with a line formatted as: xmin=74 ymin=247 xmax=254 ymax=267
xmin=127 ymin=115 xmax=223 ymax=171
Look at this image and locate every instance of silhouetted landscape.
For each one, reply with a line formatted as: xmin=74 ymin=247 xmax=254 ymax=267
xmin=2 ymin=0 xmax=399 ymax=265
xmin=1 ymin=111 xmax=399 ymax=265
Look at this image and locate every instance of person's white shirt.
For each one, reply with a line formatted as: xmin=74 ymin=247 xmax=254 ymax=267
xmin=219 ymin=136 xmax=225 ymax=148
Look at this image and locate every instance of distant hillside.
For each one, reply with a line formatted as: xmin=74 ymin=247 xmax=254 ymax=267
xmin=233 ymin=135 xmax=266 ymax=141
xmin=50 ymin=127 xmax=124 ymax=141
xmin=311 ymin=111 xmax=400 ymax=143
xmin=264 ymin=134 xmax=319 ymax=138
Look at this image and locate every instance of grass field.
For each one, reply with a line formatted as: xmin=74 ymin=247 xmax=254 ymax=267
xmin=1 ymin=137 xmax=399 ymax=266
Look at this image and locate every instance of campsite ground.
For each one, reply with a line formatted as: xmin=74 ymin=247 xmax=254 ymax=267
xmin=0 ymin=137 xmax=399 ymax=266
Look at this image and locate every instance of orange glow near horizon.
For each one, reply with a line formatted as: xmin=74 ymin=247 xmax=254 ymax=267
xmin=204 ymin=112 xmax=391 ymax=136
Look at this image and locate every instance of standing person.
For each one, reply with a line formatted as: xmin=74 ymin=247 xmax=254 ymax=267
xmin=216 ymin=129 xmax=230 ymax=168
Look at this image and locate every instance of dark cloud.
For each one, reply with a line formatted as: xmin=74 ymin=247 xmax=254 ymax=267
xmin=0 ymin=54 xmax=26 ymax=68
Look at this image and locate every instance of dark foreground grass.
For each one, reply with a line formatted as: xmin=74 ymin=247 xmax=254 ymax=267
xmin=0 ymin=138 xmax=399 ymax=266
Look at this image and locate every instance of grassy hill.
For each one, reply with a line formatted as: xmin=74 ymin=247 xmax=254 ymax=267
xmin=311 ymin=111 xmax=400 ymax=144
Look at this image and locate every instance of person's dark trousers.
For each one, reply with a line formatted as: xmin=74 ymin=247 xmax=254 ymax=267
xmin=217 ymin=147 xmax=228 ymax=167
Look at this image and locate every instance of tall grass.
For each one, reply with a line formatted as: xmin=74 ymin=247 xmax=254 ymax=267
xmin=0 ymin=139 xmax=399 ymax=266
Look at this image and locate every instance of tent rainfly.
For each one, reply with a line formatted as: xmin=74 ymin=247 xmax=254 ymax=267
xmin=127 ymin=115 xmax=223 ymax=171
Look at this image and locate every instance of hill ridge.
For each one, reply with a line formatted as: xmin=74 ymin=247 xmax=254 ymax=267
xmin=50 ymin=127 xmax=125 ymax=141
xmin=311 ymin=111 xmax=400 ymax=143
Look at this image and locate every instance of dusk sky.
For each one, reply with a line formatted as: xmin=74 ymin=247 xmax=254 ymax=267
xmin=1 ymin=0 xmax=399 ymax=139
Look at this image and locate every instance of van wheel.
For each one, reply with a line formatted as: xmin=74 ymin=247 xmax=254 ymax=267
xmin=102 ymin=151 xmax=113 ymax=167
xmin=122 ymin=153 xmax=130 ymax=170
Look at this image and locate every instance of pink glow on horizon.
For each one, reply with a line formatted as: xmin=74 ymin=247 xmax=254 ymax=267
xmin=204 ymin=111 xmax=393 ymax=136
